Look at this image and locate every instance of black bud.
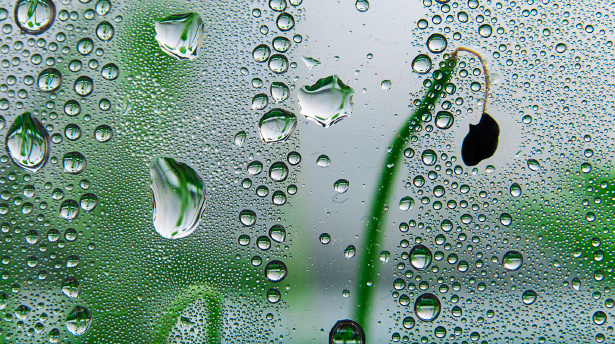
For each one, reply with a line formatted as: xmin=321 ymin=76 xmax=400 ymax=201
xmin=461 ymin=112 xmax=500 ymax=166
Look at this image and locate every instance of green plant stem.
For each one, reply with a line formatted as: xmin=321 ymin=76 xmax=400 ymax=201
xmin=152 ymin=284 xmax=223 ymax=344
xmin=354 ymin=49 xmax=468 ymax=335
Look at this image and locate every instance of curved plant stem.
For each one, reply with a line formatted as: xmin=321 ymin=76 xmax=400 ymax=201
xmin=152 ymin=284 xmax=223 ymax=344
xmin=353 ymin=47 xmax=489 ymax=335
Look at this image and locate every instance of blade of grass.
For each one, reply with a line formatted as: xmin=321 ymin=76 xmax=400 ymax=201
xmin=353 ymin=51 xmax=461 ymax=335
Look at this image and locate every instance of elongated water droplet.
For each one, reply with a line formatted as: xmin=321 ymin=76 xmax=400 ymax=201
xmin=154 ymin=13 xmax=204 ymax=60
xmin=510 ymin=183 xmax=522 ymax=197
xmin=149 ymin=157 xmax=206 ymax=239
xmin=298 ymin=75 xmax=354 ymax=128
xmin=15 ymin=0 xmax=56 ymax=35
xmin=414 ymin=293 xmax=441 ymax=322
xmin=5 ymin=112 xmax=50 ymax=173
xmin=66 ymin=306 xmax=92 ymax=335
xmin=258 ymin=108 xmax=297 ymax=143
xmin=329 ymin=320 xmax=365 ymax=344
xmin=527 ymin=159 xmax=541 ymax=171
xmin=302 ymin=56 xmax=321 ymax=69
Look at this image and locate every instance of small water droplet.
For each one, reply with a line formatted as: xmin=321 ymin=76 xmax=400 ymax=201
xmin=334 ymin=179 xmax=349 ymax=194
xmin=593 ymin=311 xmax=607 ymax=325
xmin=381 ymin=80 xmax=391 ymax=91
xmin=355 ymin=0 xmax=369 ymax=12
xmin=344 ymin=245 xmax=356 ymax=259
xmin=521 ymin=290 xmax=537 ymax=305
xmin=252 ymin=44 xmax=271 ymax=62
xmin=510 ymin=183 xmax=522 ymax=197
xmin=527 ymin=159 xmax=541 ymax=171
xmin=302 ymin=56 xmax=321 ymax=69
xmin=316 ymin=155 xmax=331 ymax=168
xmin=399 ymin=196 xmax=415 ymax=211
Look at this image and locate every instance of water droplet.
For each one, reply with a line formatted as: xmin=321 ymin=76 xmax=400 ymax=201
xmin=77 ymin=38 xmax=94 ymax=55
xmin=74 ymin=76 xmax=93 ymax=97
xmin=149 ymin=157 xmax=206 ymax=239
xmin=593 ymin=311 xmax=607 ymax=325
xmin=412 ymin=54 xmax=432 ymax=74
xmin=527 ymin=159 xmax=541 ymax=171
xmin=329 ymin=320 xmax=365 ymax=344
xmin=286 ymin=152 xmax=302 ymax=167
xmin=0 ymin=293 xmax=8 ymax=310
xmin=302 ymin=56 xmax=321 ymax=69
xmin=61 ymin=277 xmax=80 ymax=299
xmin=435 ymin=111 xmax=454 ymax=129
xmin=402 ymin=316 xmax=415 ymax=329
xmin=269 ymin=0 xmax=287 ymax=11
xmin=15 ymin=0 xmax=56 ymax=34
xmin=15 ymin=305 xmax=31 ymax=320
xmin=334 ymin=179 xmax=349 ymax=194
xmin=276 ymin=12 xmax=295 ymax=31
xmin=265 ymin=260 xmax=287 ymax=282
xmin=355 ymin=0 xmax=369 ymax=12
xmin=317 ymin=154 xmax=331 ymax=167
xmin=5 ymin=112 xmax=50 ymax=172
xmin=64 ymin=124 xmax=81 ymax=141
xmin=258 ymin=108 xmax=297 ymax=143
xmin=95 ymin=0 xmax=111 ymax=15
xmin=268 ymin=54 xmax=289 ymax=73
xmin=234 ymin=131 xmax=246 ymax=146
xmin=37 ymin=68 xmax=62 ymax=92
xmin=410 ymin=245 xmax=432 ymax=270
xmin=267 ymin=288 xmax=281 ymax=303
xmin=298 ymin=75 xmax=354 ymax=128
xmin=521 ymin=290 xmax=537 ymax=305
xmin=555 ymin=43 xmax=567 ymax=53
xmin=94 ymin=125 xmax=112 ymax=143
xmin=344 ymin=245 xmax=356 ymax=259
xmin=510 ymin=183 xmax=522 ymax=197
xmin=399 ymin=196 xmax=415 ymax=211
xmin=478 ymin=24 xmax=493 ymax=38
xmin=272 ymin=36 xmax=291 ymax=52
xmin=427 ymin=33 xmax=447 ymax=53
xmin=80 ymin=193 xmax=98 ymax=211
xmin=269 ymin=162 xmax=289 ymax=182
xmin=269 ymin=225 xmax=286 ymax=243
xmin=502 ymin=250 xmax=523 ymax=271
xmin=66 ymin=306 xmax=92 ymax=335
xmin=154 ymin=13 xmax=204 ymax=60
xmin=59 ymin=200 xmax=79 ymax=221
xmin=239 ymin=209 xmax=257 ymax=226
xmin=101 ymin=63 xmax=119 ymax=80
xmin=434 ymin=326 xmax=447 ymax=338
xmin=461 ymin=113 xmax=500 ymax=166
xmin=270 ymin=82 xmax=289 ymax=102
xmin=500 ymin=213 xmax=512 ymax=226
xmin=272 ymin=190 xmax=287 ymax=205
xmin=414 ymin=293 xmax=441 ymax=322
xmin=247 ymin=161 xmax=263 ymax=175
xmin=404 ymin=148 xmax=415 ymax=158
xmin=252 ymin=93 xmax=268 ymax=110
xmin=381 ymin=80 xmax=391 ymax=91
xmin=96 ymin=21 xmax=114 ymax=41
xmin=63 ymin=152 xmax=87 ymax=174
xmin=572 ymin=277 xmax=581 ymax=291
xmin=252 ymin=44 xmax=271 ymax=62
xmin=421 ymin=149 xmax=437 ymax=165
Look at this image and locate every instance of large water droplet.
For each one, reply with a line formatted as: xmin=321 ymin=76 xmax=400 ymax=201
xmin=412 ymin=54 xmax=432 ymax=74
xmin=435 ymin=111 xmax=454 ymax=129
xmin=74 ymin=76 xmax=93 ymax=97
xmin=59 ymin=200 xmax=79 ymax=221
xmin=427 ymin=33 xmax=447 ymax=53
xmin=15 ymin=0 xmax=56 ymax=35
xmin=96 ymin=21 xmax=114 ymax=41
xmin=410 ymin=244 xmax=432 ymax=270
xmin=63 ymin=152 xmax=87 ymax=174
xmin=478 ymin=24 xmax=493 ymax=38
xmin=510 ymin=183 xmax=522 ymax=197
xmin=298 ymin=75 xmax=354 ymax=128
xmin=399 ymin=196 xmax=415 ymax=211
xmin=269 ymin=162 xmax=289 ymax=182
xmin=329 ymin=320 xmax=365 ymax=344
xmin=272 ymin=36 xmax=291 ymax=52
xmin=269 ymin=225 xmax=286 ymax=243
xmin=421 ymin=149 xmax=437 ymax=165
xmin=94 ymin=125 xmax=113 ymax=143
xmin=593 ymin=311 xmax=607 ymax=325
xmin=355 ymin=0 xmax=369 ymax=12
xmin=66 ymin=306 xmax=92 ymax=335
xmin=265 ymin=260 xmax=287 ymax=282
xmin=149 ymin=157 xmax=206 ymax=239
xmin=154 ymin=13 xmax=204 ymax=60
xmin=276 ymin=12 xmax=295 ymax=31
xmin=258 ymin=108 xmax=297 ymax=143
xmin=270 ymin=82 xmax=290 ymax=102
xmin=268 ymin=54 xmax=289 ymax=73
xmin=239 ymin=209 xmax=257 ymax=226
xmin=522 ymin=290 xmax=537 ymax=305
xmin=502 ymin=250 xmax=523 ymax=271
xmin=5 ymin=112 xmax=50 ymax=173
xmin=269 ymin=0 xmax=287 ymax=11
xmin=252 ymin=44 xmax=271 ymax=62
xmin=37 ymin=68 xmax=62 ymax=92
xmin=334 ymin=179 xmax=349 ymax=194
xmin=414 ymin=293 xmax=441 ymax=322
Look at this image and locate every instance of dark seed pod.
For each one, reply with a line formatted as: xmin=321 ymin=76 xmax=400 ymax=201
xmin=461 ymin=112 xmax=500 ymax=166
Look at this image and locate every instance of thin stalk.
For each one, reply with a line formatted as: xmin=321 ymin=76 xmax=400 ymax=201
xmin=353 ymin=47 xmax=489 ymax=335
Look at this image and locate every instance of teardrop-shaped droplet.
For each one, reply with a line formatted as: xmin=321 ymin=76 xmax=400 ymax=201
xmin=149 ymin=157 xmax=206 ymax=239
xmin=298 ymin=75 xmax=354 ymax=128
xmin=61 ymin=277 xmax=80 ymax=299
xmin=5 ymin=112 xmax=50 ymax=173
xmin=154 ymin=13 xmax=204 ymax=60
xmin=258 ymin=108 xmax=297 ymax=143
xmin=66 ymin=306 xmax=92 ymax=336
